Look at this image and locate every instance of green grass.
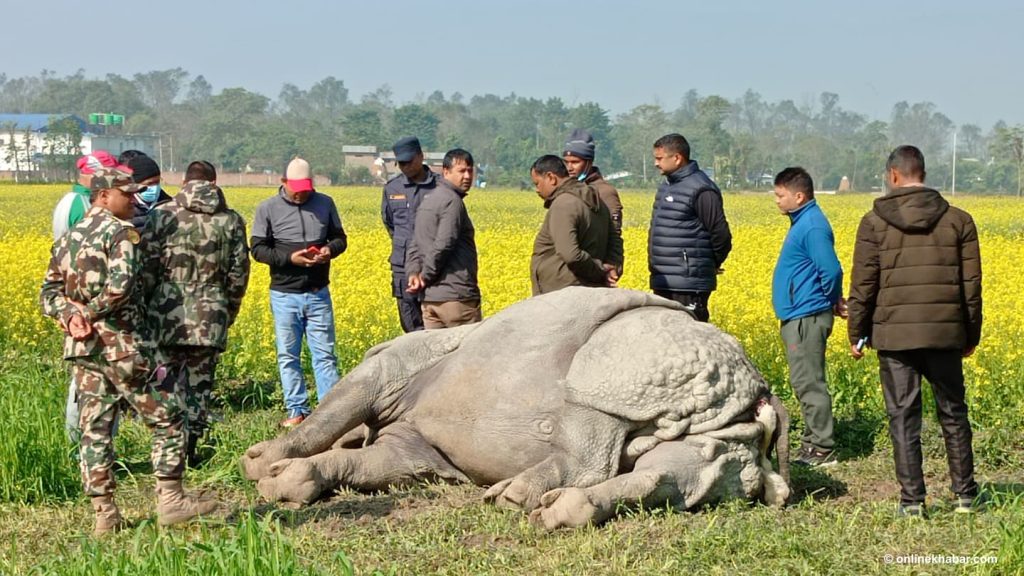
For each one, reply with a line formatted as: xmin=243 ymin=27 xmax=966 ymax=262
xmin=2 ymin=351 xmax=1022 ymax=574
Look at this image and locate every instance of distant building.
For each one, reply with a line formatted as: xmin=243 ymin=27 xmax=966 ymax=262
xmin=0 ymin=113 xmax=92 ymax=175
xmin=0 ymin=113 xmax=160 ymax=180
xmin=343 ymin=145 xmax=445 ymax=184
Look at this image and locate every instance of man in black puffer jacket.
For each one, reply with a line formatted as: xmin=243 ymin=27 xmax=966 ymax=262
xmin=647 ymin=134 xmax=732 ymax=322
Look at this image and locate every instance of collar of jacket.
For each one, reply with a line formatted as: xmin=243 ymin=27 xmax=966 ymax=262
xmin=544 ymin=177 xmax=582 ymax=208
xmin=666 ymin=160 xmax=700 ymax=184
xmin=787 ymin=198 xmax=818 ymax=224
xmin=438 ymin=178 xmax=468 ymax=198
xmin=400 ymin=165 xmax=436 ymax=188
xmin=72 ymin=183 xmax=91 ymax=195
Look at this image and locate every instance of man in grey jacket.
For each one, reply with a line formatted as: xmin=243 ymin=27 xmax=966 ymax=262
xmin=406 ymin=149 xmax=482 ymax=329
xmin=251 ymin=158 xmax=347 ymax=427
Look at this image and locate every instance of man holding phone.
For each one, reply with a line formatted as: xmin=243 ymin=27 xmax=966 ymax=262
xmin=848 ymin=145 xmax=983 ymax=517
xmin=251 ymin=158 xmax=347 ymax=427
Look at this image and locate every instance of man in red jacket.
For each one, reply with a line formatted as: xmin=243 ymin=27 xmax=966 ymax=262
xmin=847 ymin=145 xmax=983 ymax=518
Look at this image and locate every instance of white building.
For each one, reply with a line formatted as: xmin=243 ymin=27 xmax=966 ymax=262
xmin=0 ymin=114 xmax=93 ymax=174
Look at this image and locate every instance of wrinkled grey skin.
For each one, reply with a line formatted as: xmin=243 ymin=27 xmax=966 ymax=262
xmin=242 ymin=288 xmax=790 ymax=529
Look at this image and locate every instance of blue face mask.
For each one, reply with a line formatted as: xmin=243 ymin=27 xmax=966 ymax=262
xmin=139 ymin=184 xmax=161 ymax=203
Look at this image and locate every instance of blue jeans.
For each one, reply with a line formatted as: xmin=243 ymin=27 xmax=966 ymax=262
xmin=269 ymin=287 xmax=339 ymax=417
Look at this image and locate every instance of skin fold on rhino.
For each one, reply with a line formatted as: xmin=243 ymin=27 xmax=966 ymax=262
xmin=242 ymin=287 xmax=790 ymax=529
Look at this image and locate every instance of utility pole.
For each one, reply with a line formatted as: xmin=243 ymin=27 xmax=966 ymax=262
xmin=951 ymin=131 xmax=957 ymax=196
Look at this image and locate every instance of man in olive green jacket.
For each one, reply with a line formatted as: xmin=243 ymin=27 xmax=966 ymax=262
xmin=529 ymin=155 xmax=623 ymax=296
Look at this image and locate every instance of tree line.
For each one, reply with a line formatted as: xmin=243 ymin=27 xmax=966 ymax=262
xmin=1 ymin=68 xmax=1021 ymax=194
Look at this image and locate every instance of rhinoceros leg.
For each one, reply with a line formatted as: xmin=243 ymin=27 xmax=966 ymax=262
xmin=529 ymin=431 xmax=769 ymax=530
xmin=241 ymin=379 xmax=377 ymax=482
xmin=243 ymin=328 xmax=472 ymax=482
xmin=484 ymin=404 xmax=629 ymax=512
xmin=256 ymin=423 xmax=470 ymax=505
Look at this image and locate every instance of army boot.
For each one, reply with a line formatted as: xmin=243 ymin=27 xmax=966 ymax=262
xmin=92 ymin=494 xmax=126 ymax=536
xmin=155 ymin=478 xmax=218 ymax=526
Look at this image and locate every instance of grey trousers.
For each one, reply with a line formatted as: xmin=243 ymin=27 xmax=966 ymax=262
xmin=780 ymin=309 xmax=835 ymax=452
xmin=878 ymin=349 xmax=978 ymax=505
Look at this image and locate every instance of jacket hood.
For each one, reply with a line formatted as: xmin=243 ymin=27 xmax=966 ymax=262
xmin=873 ymin=186 xmax=948 ymax=232
xmin=178 ymin=180 xmax=225 ymax=214
xmin=583 ymin=166 xmax=606 ymax=184
xmin=547 ymin=178 xmax=600 ymax=212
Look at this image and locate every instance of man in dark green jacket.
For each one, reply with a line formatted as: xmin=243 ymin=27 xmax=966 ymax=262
xmin=848 ymin=145 xmax=983 ymax=517
xmin=529 ymin=155 xmax=623 ymax=296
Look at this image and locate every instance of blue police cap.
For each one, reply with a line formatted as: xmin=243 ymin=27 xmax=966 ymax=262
xmin=393 ymin=136 xmax=422 ymax=162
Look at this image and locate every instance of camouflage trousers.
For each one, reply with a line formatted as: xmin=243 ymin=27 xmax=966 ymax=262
xmin=164 ymin=345 xmax=221 ymax=439
xmin=72 ymin=351 xmax=185 ymax=496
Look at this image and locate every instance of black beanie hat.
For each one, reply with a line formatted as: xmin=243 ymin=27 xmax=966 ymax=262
xmin=127 ymin=155 xmax=161 ymax=183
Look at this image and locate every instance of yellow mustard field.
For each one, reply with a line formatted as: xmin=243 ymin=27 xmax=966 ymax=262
xmin=2 ymin=184 xmax=1022 ymax=433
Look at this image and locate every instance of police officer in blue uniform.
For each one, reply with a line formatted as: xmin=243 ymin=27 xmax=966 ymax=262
xmin=381 ymin=137 xmax=441 ymax=332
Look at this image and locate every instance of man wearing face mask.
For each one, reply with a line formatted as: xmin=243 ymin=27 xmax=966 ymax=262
xmin=124 ymin=153 xmax=173 ymax=230
xmin=563 ymin=129 xmax=623 ymax=236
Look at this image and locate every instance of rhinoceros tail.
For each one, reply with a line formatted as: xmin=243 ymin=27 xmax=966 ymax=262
xmin=755 ymin=395 xmax=791 ymax=506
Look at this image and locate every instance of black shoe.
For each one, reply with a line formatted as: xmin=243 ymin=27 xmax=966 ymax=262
xmin=793 ymin=446 xmax=838 ymax=467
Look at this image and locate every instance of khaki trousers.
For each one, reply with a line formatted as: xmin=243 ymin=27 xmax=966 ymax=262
xmin=422 ymin=299 xmax=482 ymax=329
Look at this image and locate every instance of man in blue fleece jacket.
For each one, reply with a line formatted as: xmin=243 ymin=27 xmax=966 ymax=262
xmin=771 ymin=167 xmax=845 ymax=467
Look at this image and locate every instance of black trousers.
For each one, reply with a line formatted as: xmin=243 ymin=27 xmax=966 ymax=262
xmin=878 ymin=349 xmax=978 ymax=505
xmin=653 ymin=290 xmax=710 ymax=322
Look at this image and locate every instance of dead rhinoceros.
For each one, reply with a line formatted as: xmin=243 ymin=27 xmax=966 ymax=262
xmin=242 ymin=287 xmax=790 ymax=529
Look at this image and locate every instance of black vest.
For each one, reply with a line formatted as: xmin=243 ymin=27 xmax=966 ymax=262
xmin=647 ymin=161 xmax=720 ymax=292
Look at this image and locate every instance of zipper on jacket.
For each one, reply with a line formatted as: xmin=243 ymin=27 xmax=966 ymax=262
xmin=683 ymin=249 xmax=689 ymax=272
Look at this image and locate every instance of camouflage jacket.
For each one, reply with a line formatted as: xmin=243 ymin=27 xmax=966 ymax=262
xmin=40 ymin=206 xmax=152 ymax=360
xmin=144 ymin=180 xmax=250 ymax=349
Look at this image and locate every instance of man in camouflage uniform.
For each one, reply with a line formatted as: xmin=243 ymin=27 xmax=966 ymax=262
xmin=40 ymin=166 xmax=217 ymax=535
xmin=144 ymin=160 xmax=250 ymax=465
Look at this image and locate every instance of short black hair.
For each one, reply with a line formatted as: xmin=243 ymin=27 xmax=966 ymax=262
xmin=443 ymin=148 xmax=474 ymax=169
xmin=886 ymin=145 xmax=926 ymax=182
xmin=653 ymin=133 xmax=690 ymax=160
xmin=531 ymin=155 xmax=569 ymax=178
xmin=185 ymin=160 xmax=217 ymax=182
xmin=117 ymin=149 xmax=147 ymax=164
xmin=774 ymin=167 xmax=814 ymax=199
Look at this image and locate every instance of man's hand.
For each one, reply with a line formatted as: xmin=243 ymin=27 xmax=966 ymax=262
xmin=406 ymin=273 xmax=425 ymax=294
xmin=290 ymin=248 xmax=318 ymax=268
xmin=849 ymin=344 xmax=864 ymax=360
xmin=963 ymin=346 xmax=976 ymax=358
xmin=312 ymin=246 xmax=332 ymax=264
xmin=603 ymin=264 xmax=619 ymax=288
xmin=68 ymin=314 xmax=93 ymax=341
xmin=834 ymin=297 xmax=849 ymax=319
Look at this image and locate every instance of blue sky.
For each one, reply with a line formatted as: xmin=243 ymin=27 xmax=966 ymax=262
xmin=5 ymin=0 xmax=1021 ymax=127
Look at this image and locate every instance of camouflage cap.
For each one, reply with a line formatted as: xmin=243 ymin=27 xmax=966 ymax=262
xmin=89 ymin=166 xmax=145 ymax=193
